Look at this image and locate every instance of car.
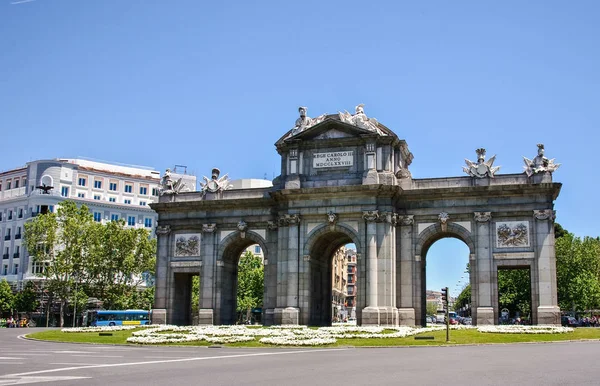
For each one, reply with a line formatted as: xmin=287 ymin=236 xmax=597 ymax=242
xmin=462 ymin=317 xmax=472 ymax=325
xmin=561 ymin=316 xmax=578 ymax=327
xmin=426 ymin=315 xmax=437 ymax=324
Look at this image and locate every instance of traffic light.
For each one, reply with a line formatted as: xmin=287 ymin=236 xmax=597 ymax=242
xmin=441 ymin=287 xmax=448 ymax=309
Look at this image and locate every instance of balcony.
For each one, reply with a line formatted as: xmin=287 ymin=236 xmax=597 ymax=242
xmin=4 ymin=235 xmax=10 ymax=241
xmin=2 ymin=254 xmax=8 ymax=259
xmin=15 ymin=233 xmax=21 ymax=240
xmin=13 ymin=253 xmax=19 ymax=259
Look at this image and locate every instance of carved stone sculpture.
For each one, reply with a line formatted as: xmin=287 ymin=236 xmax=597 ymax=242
xmin=523 ymin=144 xmax=560 ymax=177
xmin=159 ymin=168 xmax=189 ymax=195
xmin=155 ymin=225 xmax=171 ymax=235
xmin=338 ymin=104 xmax=386 ymax=135
xmin=362 ymin=210 xmax=379 ymax=222
xmin=327 ymin=211 xmax=338 ymax=225
xmin=202 ymin=223 xmax=217 ymax=233
xmin=200 ymin=168 xmax=233 ymax=197
xmin=439 ymin=212 xmax=450 ymax=231
xmin=474 ymin=212 xmax=492 ymax=222
xmin=237 ymin=220 xmax=248 ymax=232
xmin=533 ymin=209 xmax=556 ymax=221
xmin=290 ymin=106 xmax=327 ymax=136
xmin=400 ymin=215 xmax=414 ymax=226
xmin=463 ymin=148 xmax=500 ymax=178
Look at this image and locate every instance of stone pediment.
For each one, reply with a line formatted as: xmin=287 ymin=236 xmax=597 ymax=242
xmin=277 ymin=116 xmax=393 ymax=145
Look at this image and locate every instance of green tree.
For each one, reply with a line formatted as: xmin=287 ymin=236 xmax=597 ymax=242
xmin=554 ymin=222 xmax=568 ymax=240
xmin=236 ymin=251 xmax=264 ymax=323
xmin=24 ymin=201 xmax=94 ymax=327
xmin=13 ymin=281 xmax=39 ymax=317
xmin=86 ymin=220 xmax=156 ymax=309
xmin=497 ymin=269 xmax=531 ymax=319
xmin=191 ymin=276 xmax=200 ymax=316
xmin=454 ymin=284 xmax=471 ymax=312
xmin=0 ymin=279 xmax=14 ymax=315
xmin=426 ymin=300 xmax=439 ymax=316
xmin=556 ymin=233 xmax=600 ymax=312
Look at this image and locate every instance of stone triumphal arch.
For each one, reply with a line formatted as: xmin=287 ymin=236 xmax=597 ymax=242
xmin=151 ymin=105 xmax=562 ymax=326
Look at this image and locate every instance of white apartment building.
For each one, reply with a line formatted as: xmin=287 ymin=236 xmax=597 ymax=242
xmin=0 ymin=158 xmax=162 ymax=288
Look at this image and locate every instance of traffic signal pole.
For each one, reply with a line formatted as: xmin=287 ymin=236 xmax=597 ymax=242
xmin=442 ymin=287 xmax=449 ymax=342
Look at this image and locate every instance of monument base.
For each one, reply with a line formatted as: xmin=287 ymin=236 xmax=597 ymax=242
xmin=397 ymin=308 xmax=416 ymax=326
xmin=151 ymin=308 xmax=167 ymax=325
xmin=537 ymin=306 xmax=560 ymax=325
xmin=198 ymin=309 xmax=214 ymax=325
xmin=274 ymin=307 xmax=300 ymax=325
xmin=361 ymin=306 xmax=398 ymax=326
xmin=263 ymin=308 xmax=275 ymax=326
xmin=476 ymin=307 xmax=495 ymax=325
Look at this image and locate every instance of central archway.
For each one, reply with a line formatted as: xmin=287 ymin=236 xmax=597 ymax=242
xmin=304 ymin=224 xmax=362 ymax=326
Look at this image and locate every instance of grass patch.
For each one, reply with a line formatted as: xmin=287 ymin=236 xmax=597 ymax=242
xmin=26 ymin=328 xmax=600 ymax=348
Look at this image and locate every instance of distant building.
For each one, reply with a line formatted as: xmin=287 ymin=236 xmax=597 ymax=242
xmin=0 ymin=158 xmax=164 ymax=288
xmin=332 ymin=246 xmax=348 ymax=321
xmin=345 ymin=248 xmax=357 ymax=320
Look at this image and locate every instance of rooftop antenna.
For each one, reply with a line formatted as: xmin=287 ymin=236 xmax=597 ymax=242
xmin=174 ymin=165 xmax=188 ymax=174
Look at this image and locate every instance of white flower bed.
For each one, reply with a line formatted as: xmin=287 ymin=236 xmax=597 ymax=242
xmin=477 ymin=325 xmax=574 ymax=334
xmin=61 ymin=322 xmax=572 ymax=346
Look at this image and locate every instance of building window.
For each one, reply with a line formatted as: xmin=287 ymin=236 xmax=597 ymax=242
xmin=15 ymin=227 xmax=21 ymax=239
xmin=18 ymin=208 xmax=23 ymax=218
xmin=254 ymin=245 xmax=261 ymax=254
xmin=93 ymin=212 xmax=102 ymax=222
xmin=13 ymin=264 xmax=19 ymax=275
xmin=109 ymin=182 xmax=118 ymax=191
xmin=7 ymin=180 xmax=11 ymax=189
xmin=125 ymin=184 xmax=133 ymax=193
xmin=49 ymin=205 xmax=54 ymax=213
xmin=14 ymin=179 xmax=19 ymax=188
xmin=124 ymin=199 xmax=131 ymax=205
xmin=110 ymin=214 xmax=119 ymax=222
xmin=78 ymin=192 xmax=85 ymax=198
xmin=109 ymin=197 xmax=116 ymax=203
xmin=22 ymin=178 xmax=26 ymax=187
xmin=8 ymin=210 xmax=12 ymax=220
xmin=144 ymin=218 xmax=152 ymax=228
xmin=78 ymin=177 xmax=87 ymax=187
xmin=32 ymin=261 xmax=48 ymax=274
xmin=61 ymin=186 xmax=69 ymax=197
xmin=152 ymin=188 xmax=159 ymax=196
xmin=2 ymin=265 xmax=7 ymax=275
xmin=94 ymin=180 xmax=102 ymax=189
xmin=0 ymin=182 xmax=2 ymax=191
xmin=0 ymin=212 xmax=2 ymax=221
xmin=139 ymin=186 xmax=148 ymax=195
xmin=139 ymin=201 xmax=147 ymax=206
xmin=127 ymin=216 xmax=136 ymax=226
xmin=94 ymin=195 xmax=101 ymax=200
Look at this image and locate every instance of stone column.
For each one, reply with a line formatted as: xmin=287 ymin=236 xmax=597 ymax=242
xmin=474 ymin=212 xmax=494 ymax=325
xmin=376 ymin=212 xmax=398 ymax=326
xmin=151 ymin=225 xmax=170 ymax=325
xmin=362 ymin=210 xmax=380 ymax=325
xmin=534 ymin=210 xmax=560 ymax=325
xmin=397 ymin=215 xmax=416 ymax=326
xmin=199 ymin=223 xmax=216 ymax=325
xmin=275 ymin=214 xmax=300 ymax=325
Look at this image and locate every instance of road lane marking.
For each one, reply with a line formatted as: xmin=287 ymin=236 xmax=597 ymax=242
xmin=71 ymin=355 xmax=123 ymax=358
xmin=0 ymin=358 xmax=22 ymax=360
xmin=6 ymin=348 xmax=348 ymax=377
xmin=0 ymin=375 xmax=90 ymax=385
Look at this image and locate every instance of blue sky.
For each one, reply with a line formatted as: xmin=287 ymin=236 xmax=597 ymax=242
xmin=1 ymin=0 xmax=598 ymax=295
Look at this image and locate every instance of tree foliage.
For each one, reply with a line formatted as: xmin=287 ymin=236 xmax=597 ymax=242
xmin=497 ymin=269 xmax=531 ymax=318
xmin=13 ymin=281 xmax=39 ymax=315
xmin=454 ymin=284 xmax=471 ymax=312
xmin=556 ymin=232 xmax=600 ymax=312
xmin=24 ymin=200 xmax=157 ymax=324
xmin=426 ymin=300 xmax=439 ymax=316
xmin=0 ymin=279 xmax=13 ymax=315
xmin=236 ymin=251 xmax=264 ymax=322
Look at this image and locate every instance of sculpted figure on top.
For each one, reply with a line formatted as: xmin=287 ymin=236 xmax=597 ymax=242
xmin=339 ymin=104 xmax=385 ymax=135
xmin=291 ymin=106 xmax=327 ymax=136
xmin=523 ymin=144 xmax=560 ymax=177
xmin=159 ymin=168 xmax=189 ymax=195
xmin=200 ymin=168 xmax=233 ymax=197
xmin=463 ymin=148 xmax=500 ymax=178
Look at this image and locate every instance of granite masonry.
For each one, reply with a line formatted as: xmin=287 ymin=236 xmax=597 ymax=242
xmin=150 ymin=105 xmax=561 ymax=327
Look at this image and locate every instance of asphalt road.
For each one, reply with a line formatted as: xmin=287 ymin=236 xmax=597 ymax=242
xmin=1 ymin=328 xmax=599 ymax=385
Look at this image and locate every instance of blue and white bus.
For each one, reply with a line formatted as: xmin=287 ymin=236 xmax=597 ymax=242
xmin=88 ymin=310 xmax=150 ymax=327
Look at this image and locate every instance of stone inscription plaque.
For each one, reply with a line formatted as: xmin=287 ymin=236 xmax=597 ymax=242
xmin=313 ymin=151 xmax=353 ymax=168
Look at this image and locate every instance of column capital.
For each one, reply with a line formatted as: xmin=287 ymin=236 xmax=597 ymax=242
xmin=279 ymin=214 xmax=301 ymax=226
xmin=399 ymin=215 xmax=414 ymax=226
xmin=267 ymin=220 xmax=278 ymax=230
xmin=474 ymin=211 xmax=492 ymax=222
xmin=362 ymin=210 xmax=379 ymax=222
xmin=202 ymin=223 xmax=217 ymax=233
xmin=533 ymin=209 xmax=556 ymax=222
xmin=155 ymin=225 xmax=171 ymax=235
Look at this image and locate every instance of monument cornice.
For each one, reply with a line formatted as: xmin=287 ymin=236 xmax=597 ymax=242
xmin=270 ymin=184 xmax=402 ymax=201
xmin=399 ymin=182 xmax=562 ymax=202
